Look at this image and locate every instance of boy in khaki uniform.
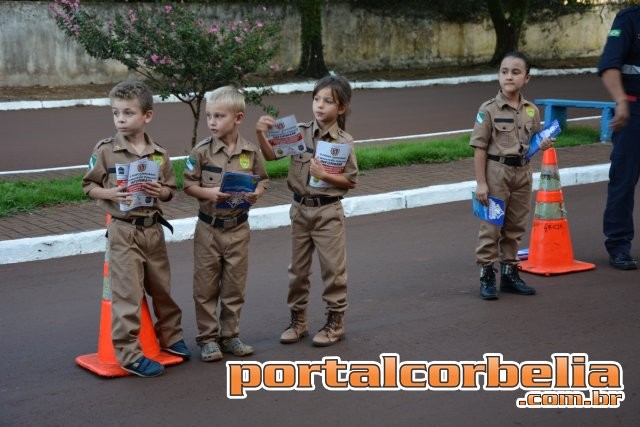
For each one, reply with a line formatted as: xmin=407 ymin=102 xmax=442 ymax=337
xmin=82 ymin=80 xmax=190 ymax=378
xmin=470 ymin=52 xmax=555 ymax=300
xmin=256 ymin=75 xmax=358 ymax=347
xmin=183 ymin=86 xmax=269 ymax=362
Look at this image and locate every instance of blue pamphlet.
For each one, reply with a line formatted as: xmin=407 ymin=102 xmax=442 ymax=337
xmin=472 ymin=192 xmax=505 ymax=226
xmin=215 ymin=171 xmax=260 ymax=209
xmin=525 ymin=119 xmax=561 ymax=160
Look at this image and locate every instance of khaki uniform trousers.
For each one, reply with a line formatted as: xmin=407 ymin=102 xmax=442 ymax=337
xmin=287 ymin=201 xmax=348 ymax=313
xmin=192 ymin=219 xmax=250 ymax=346
xmin=476 ymin=161 xmax=532 ymax=266
xmin=108 ymin=220 xmax=183 ymax=366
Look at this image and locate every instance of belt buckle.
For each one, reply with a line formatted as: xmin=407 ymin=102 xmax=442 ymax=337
xmin=142 ymin=217 xmax=154 ymax=227
xmin=223 ymin=217 xmax=238 ymax=229
xmin=520 ymin=157 xmax=527 ymax=166
xmin=303 ymin=197 xmax=316 ymax=207
xmin=499 ymin=157 xmax=506 ymax=164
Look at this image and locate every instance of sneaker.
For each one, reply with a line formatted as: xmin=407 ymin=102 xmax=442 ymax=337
xmin=220 ymin=337 xmax=254 ymax=356
xmin=163 ymin=339 xmax=191 ymax=359
xmin=609 ymin=253 xmax=638 ymax=270
xmin=200 ymin=342 xmax=223 ymax=362
xmin=122 ymin=356 xmax=165 ymax=378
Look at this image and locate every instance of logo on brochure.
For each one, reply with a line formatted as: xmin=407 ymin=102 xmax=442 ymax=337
xmin=117 ymin=166 xmax=126 ymax=175
xmin=330 ymin=147 xmax=340 ymax=156
xmin=137 ymin=163 xmax=147 ymax=172
xmin=226 ymin=193 xmax=246 ymax=208
xmin=488 ymin=199 xmax=505 ymax=221
xmin=275 ymin=121 xmax=286 ymax=130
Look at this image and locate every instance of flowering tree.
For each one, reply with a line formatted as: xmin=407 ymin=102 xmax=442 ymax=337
xmin=50 ymin=0 xmax=280 ymax=147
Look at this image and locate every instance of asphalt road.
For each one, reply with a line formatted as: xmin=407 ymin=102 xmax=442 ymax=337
xmin=0 ymin=73 xmax=609 ymax=171
xmin=1 ymin=182 xmax=638 ymax=427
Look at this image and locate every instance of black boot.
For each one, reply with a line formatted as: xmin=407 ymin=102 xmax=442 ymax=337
xmin=480 ymin=264 xmax=498 ymax=300
xmin=500 ymin=263 xmax=535 ymax=295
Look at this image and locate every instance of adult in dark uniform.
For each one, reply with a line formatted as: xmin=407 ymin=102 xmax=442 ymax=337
xmin=598 ymin=5 xmax=640 ymax=270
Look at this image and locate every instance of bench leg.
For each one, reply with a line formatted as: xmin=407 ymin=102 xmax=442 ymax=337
xmin=545 ymin=106 xmax=568 ymax=129
xmin=600 ymin=107 xmax=614 ymax=143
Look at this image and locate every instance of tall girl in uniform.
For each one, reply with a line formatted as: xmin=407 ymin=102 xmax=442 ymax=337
xmin=256 ymin=75 xmax=358 ymax=346
xmin=470 ymin=51 xmax=555 ymax=300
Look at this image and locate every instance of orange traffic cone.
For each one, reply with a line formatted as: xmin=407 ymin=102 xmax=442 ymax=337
xmin=75 ymin=215 xmax=183 ymax=377
xmin=519 ymin=148 xmax=595 ymax=276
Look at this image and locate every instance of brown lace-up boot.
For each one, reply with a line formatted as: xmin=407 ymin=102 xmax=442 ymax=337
xmin=312 ymin=311 xmax=345 ymax=347
xmin=280 ymin=310 xmax=308 ymax=344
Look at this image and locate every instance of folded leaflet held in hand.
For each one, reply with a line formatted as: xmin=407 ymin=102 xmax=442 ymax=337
xmin=525 ymin=119 xmax=561 ymax=160
xmin=472 ymin=192 xmax=505 ymax=227
xmin=215 ymin=171 xmax=260 ymax=209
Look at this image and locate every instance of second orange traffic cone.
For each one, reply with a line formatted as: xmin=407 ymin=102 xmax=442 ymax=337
xmin=519 ymin=148 xmax=595 ymax=276
xmin=75 ymin=215 xmax=184 ymax=377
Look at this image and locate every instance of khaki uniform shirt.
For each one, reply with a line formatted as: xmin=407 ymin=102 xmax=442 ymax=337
xmin=469 ymin=91 xmax=541 ymax=156
xmin=287 ymin=120 xmax=358 ymax=197
xmin=183 ymin=135 xmax=269 ymax=219
xmin=82 ymin=133 xmax=176 ymax=219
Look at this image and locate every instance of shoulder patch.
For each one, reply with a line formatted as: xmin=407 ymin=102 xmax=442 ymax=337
xmin=185 ymin=155 xmax=196 ymax=171
xmin=88 ymin=154 xmax=97 ymax=170
xmin=608 ymin=29 xmax=622 ymax=38
xmin=476 ymin=111 xmax=486 ymax=124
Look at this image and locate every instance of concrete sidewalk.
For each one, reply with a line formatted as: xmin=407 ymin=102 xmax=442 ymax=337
xmin=0 ymin=143 xmax=612 ymax=264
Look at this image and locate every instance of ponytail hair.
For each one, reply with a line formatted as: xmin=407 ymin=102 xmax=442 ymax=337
xmin=313 ymin=75 xmax=352 ymax=130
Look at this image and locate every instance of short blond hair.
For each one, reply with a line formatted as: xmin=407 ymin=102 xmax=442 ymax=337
xmin=207 ymin=86 xmax=245 ymax=114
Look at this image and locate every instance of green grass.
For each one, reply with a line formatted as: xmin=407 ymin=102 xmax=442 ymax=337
xmin=0 ymin=126 xmax=601 ymax=218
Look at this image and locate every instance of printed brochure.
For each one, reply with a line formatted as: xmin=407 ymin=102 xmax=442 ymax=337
xmin=472 ymin=192 xmax=505 ymax=226
xmin=115 ymin=158 xmax=159 ymax=211
xmin=526 ymin=119 xmax=561 ymax=160
xmin=309 ymin=140 xmax=350 ymax=188
xmin=266 ymin=114 xmax=307 ymax=158
xmin=215 ymin=171 xmax=260 ymax=209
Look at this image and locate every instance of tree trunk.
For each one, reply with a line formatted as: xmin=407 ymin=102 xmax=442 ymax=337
xmin=297 ymin=0 xmax=329 ymax=78
xmin=487 ymin=0 xmax=529 ymax=65
xmin=188 ymin=96 xmax=204 ymax=148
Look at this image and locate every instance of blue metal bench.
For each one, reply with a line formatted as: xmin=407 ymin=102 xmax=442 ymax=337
xmin=535 ymin=98 xmax=616 ymax=143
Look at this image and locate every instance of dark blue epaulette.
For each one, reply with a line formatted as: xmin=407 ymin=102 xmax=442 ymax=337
xmin=618 ymin=5 xmax=640 ymax=18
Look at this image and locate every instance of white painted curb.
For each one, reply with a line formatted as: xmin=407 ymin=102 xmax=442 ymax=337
xmin=0 ymin=163 xmax=610 ymax=265
xmin=0 ymin=68 xmax=596 ymax=112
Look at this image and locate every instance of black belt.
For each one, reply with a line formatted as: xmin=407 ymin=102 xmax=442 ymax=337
xmin=111 ymin=214 xmax=174 ymax=233
xmin=198 ymin=211 xmax=248 ymax=229
xmin=293 ymin=193 xmax=343 ymax=207
xmin=487 ymin=154 xmax=529 ymax=167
